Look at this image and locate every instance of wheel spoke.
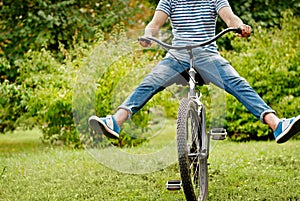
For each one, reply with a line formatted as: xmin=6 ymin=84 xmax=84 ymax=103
xmin=189 ymin=154 xmax=198 ymax=169
xmin=193 ymin=162 xmax=199 ymax=184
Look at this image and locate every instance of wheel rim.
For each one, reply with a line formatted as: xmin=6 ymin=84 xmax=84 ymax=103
xmin=187 ymin=109 xmax=202 ymax=199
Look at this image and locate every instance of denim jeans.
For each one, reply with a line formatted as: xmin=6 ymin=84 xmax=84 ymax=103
xmin=118 ymin=49 xmax=275 ymax=123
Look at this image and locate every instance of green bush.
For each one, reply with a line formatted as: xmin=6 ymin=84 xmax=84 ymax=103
xmin=0 ymin=79 xmax=28 ymax=133
xmin=0 ymin=0 xmax=146 ymax=83
xmin=0 ymin=24 xmax=178 ymax=147
xmin=12 ymin=46 xmax=81 ymax=147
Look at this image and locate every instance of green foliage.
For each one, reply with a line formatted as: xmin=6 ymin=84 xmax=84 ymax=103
xmin=17 ymin=49 xmax=73 ymax=146
xmin=229 ymin=0 xmax=300 ymax=28
xmin=217 ymin=0 xmax=300 ymax=50
xmin=6 ymin=38 xmax=93 ymax=147
xmin=222 ymin=13 xmax=300 ymax=141
xmin=0 ymin=80 xmax=27 ymax=133
xmin=0 ymin=22 xmax=178 ymax=147
xmin=0 ymin=0 xmax=143 ymax=82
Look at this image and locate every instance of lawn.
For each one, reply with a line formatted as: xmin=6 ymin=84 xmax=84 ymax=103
xmin=0 ymin=129 xmax=299 ymax=201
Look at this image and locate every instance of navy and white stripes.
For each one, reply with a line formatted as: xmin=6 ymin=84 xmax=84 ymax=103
xmin=156 ymin=0 xmax=230 ymax=52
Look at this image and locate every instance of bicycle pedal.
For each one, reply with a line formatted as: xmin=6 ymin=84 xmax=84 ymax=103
xmin=210 ymin=128 xmax=227 ymax=140
xmin=166 ymin=180 xmax=181 ymax=191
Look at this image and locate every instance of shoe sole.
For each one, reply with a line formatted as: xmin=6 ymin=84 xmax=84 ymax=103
xmin=276 ymin=116 xmax=300 ymax=143
xmin=88 ymin=116 xmax=119 ymax=139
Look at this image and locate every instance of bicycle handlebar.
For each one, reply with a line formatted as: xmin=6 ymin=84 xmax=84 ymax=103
xmin=138 ymin=27 xmax=242 ymax=50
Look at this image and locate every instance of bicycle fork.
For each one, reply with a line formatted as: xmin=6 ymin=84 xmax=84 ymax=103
xmin=187 ymin=48 xmax=209 ymax=159
xmin=187 ymin=49 xmax=202 ymax=114
xmin=188 ymin=48 xmax=197 ymax=99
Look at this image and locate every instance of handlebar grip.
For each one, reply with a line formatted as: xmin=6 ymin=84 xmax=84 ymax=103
xmin=235 ymin=28 xmax=242 ymax=34
xmin=138 ymin=37 xmax=151 ymax=45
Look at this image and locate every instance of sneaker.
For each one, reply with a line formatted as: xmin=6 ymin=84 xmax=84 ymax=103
xmin=88 ymin=115 xmax=120 ymax=139
xmin=274 ymin=115 xmax=300 ymax=143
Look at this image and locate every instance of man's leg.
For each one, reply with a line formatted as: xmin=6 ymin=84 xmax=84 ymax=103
xmin=193 ymin=51 xmax=300 ymax=143
xmin=264 ymin=113 xmax=280 ymax=131
xmin=89 ymin=57 xmax=190 ymax=138
xmin=113 ymin=109 xmax=129 ymax=128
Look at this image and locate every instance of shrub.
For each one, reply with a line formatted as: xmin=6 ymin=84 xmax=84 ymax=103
xmin=0 ymin=0 xmax=149 ymax=83
xmin=12 ymin=45 xmax=81 ymax=147
xmin=0 ymin=79 xmax=28 ymax=133
xmin=1 ymin=24 xmax=178 ymax=147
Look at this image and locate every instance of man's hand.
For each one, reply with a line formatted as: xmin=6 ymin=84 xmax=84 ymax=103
xmin=219 ymin=7 xmax=252 ymax=38
xmin=237 ymin=24 xmax=252 ymax=37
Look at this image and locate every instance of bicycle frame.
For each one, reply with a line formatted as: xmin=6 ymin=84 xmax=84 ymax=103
xmin=186 ymin=47 xmax=209 ymax=158
xmin=139 ymin=27 xmax=241 ymax=156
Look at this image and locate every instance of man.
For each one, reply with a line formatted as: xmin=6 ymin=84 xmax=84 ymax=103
xmin=89 ymin=0 xmax=300 ymax=143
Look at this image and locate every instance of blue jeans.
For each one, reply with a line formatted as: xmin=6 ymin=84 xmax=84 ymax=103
xmin=118 ymin=49 xmax=275 ymax=123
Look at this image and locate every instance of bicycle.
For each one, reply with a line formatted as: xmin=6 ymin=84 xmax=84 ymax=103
xmin=139 ymin=27 xmax=242 ymax=201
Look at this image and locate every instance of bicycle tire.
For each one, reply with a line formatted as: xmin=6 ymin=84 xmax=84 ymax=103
xmin=177 ymin=98 xmax=208 ymax=201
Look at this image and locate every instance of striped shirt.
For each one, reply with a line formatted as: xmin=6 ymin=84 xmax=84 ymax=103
xmin=156 ymin=0 xmax=230 ymax=53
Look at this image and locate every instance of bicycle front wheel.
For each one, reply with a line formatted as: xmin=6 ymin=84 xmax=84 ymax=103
xmin=177 ymin=98 xmax=208 ymax=201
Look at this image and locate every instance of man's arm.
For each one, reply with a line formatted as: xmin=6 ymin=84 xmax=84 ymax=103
xmin=218 ymin=6 xmax=251 ymax=37
xmin=140 ymin=11 xmax=168 ymax=47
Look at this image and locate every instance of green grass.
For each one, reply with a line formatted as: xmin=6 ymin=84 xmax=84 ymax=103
xmin=0 ymin=129 xmax=299 ymax=201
